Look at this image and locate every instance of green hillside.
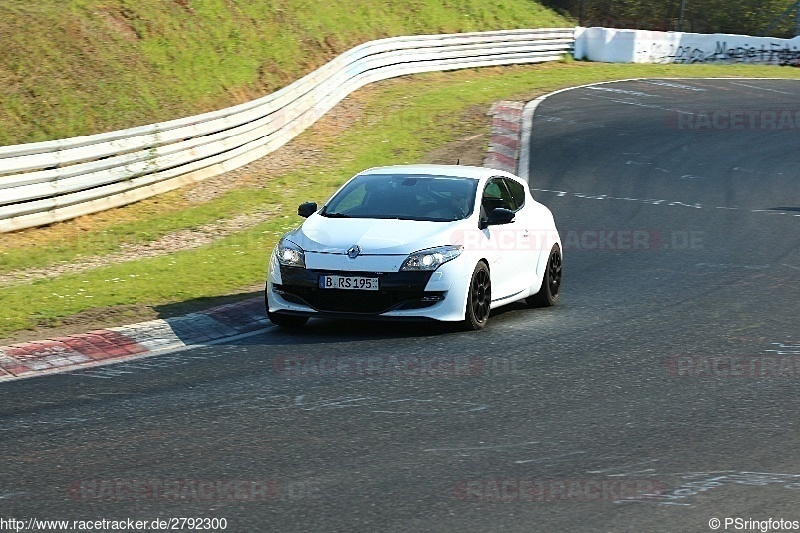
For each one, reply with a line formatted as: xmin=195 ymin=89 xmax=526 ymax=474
xmin=0 ymin=0 xmax=572 ymax=146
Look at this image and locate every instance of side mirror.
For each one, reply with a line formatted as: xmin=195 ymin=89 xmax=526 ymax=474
xmin=298 ymin=202 xmax=317 ymax=218
xmin=485 ymin=208 xmax=515 ymax=227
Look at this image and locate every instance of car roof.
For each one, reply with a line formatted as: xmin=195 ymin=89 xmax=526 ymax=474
xmin=358 ymin=164 xmax=512 ymax=181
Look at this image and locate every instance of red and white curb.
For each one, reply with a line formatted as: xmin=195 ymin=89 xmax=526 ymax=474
xmin=483 ymin=100 xmax=524 ymax=174
xmin=0 ymin=298 xmax=268 ymax=381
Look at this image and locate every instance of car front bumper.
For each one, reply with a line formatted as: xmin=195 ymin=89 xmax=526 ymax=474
xmin=266 ymin=254 xmax=471 ymax=322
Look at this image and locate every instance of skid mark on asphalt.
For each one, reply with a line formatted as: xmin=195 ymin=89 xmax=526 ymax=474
xmin=614 ymin=470 xmax=800 ymax=507
xmin=766 ymin=342 xmax=800 ymax=355
xmin=695 ymin=263 xmax=770 ymax=270
xmin=587 ymin=458 xmax=661 ymax=476
xmin=536 ymin=115 xmax=606 ymax=128
xmin=578 ymin=93 xmax=691 ymax=114
xmin=0 ymin=416 xmax=100 ymax=433
xmin=214 ymin=394 xmax=489 ymax=415
xmin=295 ymin=396 xmax=489 ymax=415
xmin=728 ymin=81 xmax=795 ymax=95
xmin=67 ymin=347 xmax=236 ymax=378
xmin=514 ymin=451 xmax=588 ymax=465
xmin=423 ymin=441 xmax=541 ymax=453
xmin=586 ymin=86 xmax=660 ymax=98
xmin=577 ymin=455 xmax=800 ymax=507
xmin=369 ymin=398 xmax=488 ymax=414
xmin=423 ymin=440 xmax=593 ymax=466
xmin=0 ymin=395 xmax=487 ymax=436
xmin=638 ymin=80 xmax=707 ymax=92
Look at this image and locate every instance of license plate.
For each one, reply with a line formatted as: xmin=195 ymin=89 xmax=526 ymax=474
xmin=319 ymin=275 xmax=379 ymax=291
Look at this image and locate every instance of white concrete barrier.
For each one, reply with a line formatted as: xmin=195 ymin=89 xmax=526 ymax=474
xmin=574 ymin=27 xmax=800 ymax=65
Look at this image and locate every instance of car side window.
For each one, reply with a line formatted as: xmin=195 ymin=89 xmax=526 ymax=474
xmin=503 ymin=178 xmax=525 ymax=211
xmin=481 ymin=178 xmax=515 ymax=217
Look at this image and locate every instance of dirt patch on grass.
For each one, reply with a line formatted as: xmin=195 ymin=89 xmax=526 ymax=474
xmin=98 ymin=8 xmax=141 ymax=41
xmin=181 ymin=95 xmax=367 ymax=204
xmin=0 ymin=94 xmax=369 ymax=254
xmin=0 ymin=211 xmax=277 ymax=287
xmin=419 ymin=103 xmax=491 ymax=166
xmin=420 ymin=133 xmax=488 ymax=166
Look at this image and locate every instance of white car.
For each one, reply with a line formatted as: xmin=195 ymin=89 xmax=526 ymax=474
xmin=265 ymin=164 xmax=562 ymax=330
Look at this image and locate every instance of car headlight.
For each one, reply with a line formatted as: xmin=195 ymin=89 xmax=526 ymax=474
xmin=276 ymin=238 xmax=306 ymax=268
xmin=400 ymin=245 xmax=462 ymax=271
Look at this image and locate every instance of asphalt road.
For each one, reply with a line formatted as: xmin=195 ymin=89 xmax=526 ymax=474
xmin=2 ymin=78 xmax=800 ymax=533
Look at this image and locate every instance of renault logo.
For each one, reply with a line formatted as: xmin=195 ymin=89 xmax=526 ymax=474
xmin=347 ymin=245 xmax=361 ymax=259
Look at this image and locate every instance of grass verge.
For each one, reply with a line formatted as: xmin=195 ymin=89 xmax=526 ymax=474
xmin=2 ymin=61 xmax=800 ymax=340
xmin=0 ymin=0 xmax=570 ymax=145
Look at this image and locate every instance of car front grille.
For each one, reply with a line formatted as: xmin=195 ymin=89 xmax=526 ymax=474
xmin=274 ymin=267 xmax=442 ymax=314
xmin=274 ymin=285 xmax=444 ymax=314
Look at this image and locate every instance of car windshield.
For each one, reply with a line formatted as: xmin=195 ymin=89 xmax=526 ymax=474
xmin=321 ymin=174 xmax=478 ymax=222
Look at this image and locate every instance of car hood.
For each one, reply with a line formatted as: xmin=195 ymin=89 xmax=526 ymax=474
xmin=287 ymin=215 xmax=467 ymax=255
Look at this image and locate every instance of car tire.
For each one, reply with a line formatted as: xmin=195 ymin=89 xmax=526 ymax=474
xmin=527 ymin=243 xmax=562 ymax=308
xmin=462 ymin=261 xmax=492 ymax=330
xmin=267 ymin=310 xmax=309 ymax=328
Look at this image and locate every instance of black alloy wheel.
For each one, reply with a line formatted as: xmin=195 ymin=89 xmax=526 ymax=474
xmin=463 ymin=261 xmax=492 ymax=330
xmin=527 ymin=243 xmax=562 ymax=308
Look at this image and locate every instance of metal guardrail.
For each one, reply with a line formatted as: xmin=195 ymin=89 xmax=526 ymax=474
xmin=0 ymin=28 xmax=574 ymax=233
